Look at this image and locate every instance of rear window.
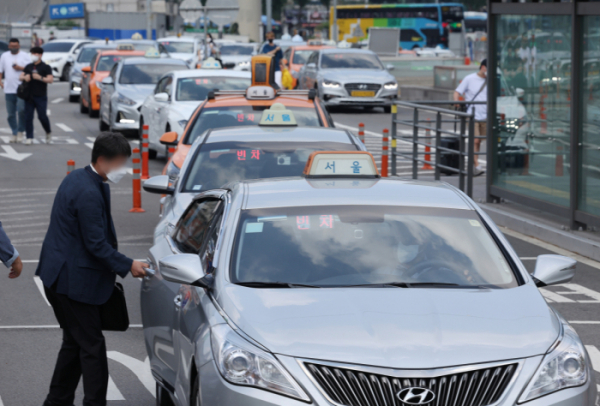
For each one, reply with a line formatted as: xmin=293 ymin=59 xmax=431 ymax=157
xmin=176 ymin=77 xmax=250 ymax=101
xmin=78 ymin=47 xmax=107 ymax=62
xmin=96 ymin=55 xmax=128 ymax=71
xmin=42 ymin=42 xmax=75 ymax=53
xmin=220 ymin=45 xmax=255 ymax=56
xmin=160 ymin=41 xmax=194 ymax=54
xmin=292 ymin=50 xmax=314 ymax=65
xmin=320 ymin=53 xmax=383 ymax=69
xmin=185 ymin=105 xmax=322 ymax=144
xmin=119 ymin=63 xmax=187 ymax=84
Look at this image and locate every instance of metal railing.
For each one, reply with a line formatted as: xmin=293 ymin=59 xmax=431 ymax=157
xmin=390 ymin=100 xmax=486 ymax=198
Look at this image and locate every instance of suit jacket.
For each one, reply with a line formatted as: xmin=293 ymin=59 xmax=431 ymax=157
xmin=36 ymin=166 xmax=133 ymax=305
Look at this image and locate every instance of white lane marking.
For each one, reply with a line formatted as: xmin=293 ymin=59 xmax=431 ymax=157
xmin=51 ymin=98 xmax=63 ymax=104
xmin=539 ymin=288 xmax=575 ymax=303
xmin=0 ymin=198 xmax=41 ymax=204
xmin=107 ymin=376 xmax=125 ymax=401
xmin=55 ymin=123 xmax=73 ymax=132
xmin=0 ymin=324 xmax=143 ymax=329
xmin=0 ymin=395 xmax=4 ymax=406
xmin=33 ymin=276 xmax=50 ymax=306
xmin=0 ymin=145 xmax=32 ymax=162
xmin=0 ymin=128 xmax=12 ymax=134
xmin=559 ymin=284 xmax=600 ymax=303
xmin=85 ymin=143 xmax=94 ymax=149
xmin=2 ymin=222 xmax=49 ymax=230
xmin=107 ymin=351 xmax=155 ymax=397
xmin=334 ymin=122 xmax=384 ymax=138
xmin=47 ymin=109 xmax=51 ymax=116
xmin=570 ymin=321 xmax=600 ymax=324
xmin=0 ymin=209 xmax=49 ymax=217
xmin=87 ymin=137 xmax=96 ymax=142
xmin=519 ymin=257 xmax=537 ymax=260
xmin=499 ymin=226 xmax=600 ymax=271
xmin=585 ymin=345 xmax=600 ymax=372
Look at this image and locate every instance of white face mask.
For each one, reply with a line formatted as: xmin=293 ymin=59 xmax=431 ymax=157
xmin=397 ymin=241 xmax=419 ymax=264
xmin=106 ymin=167 xmax=127 ymax=184
xmin=30 ymin=55 xmax=39 ymax=63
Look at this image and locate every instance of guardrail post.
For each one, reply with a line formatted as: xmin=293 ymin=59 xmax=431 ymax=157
xmin=382 ymin=129 xmax=389 ymax=177
xmin=434 ymin=112 xmax=442 ymax=181
xmin=129 ymin=148 xmax=145 ymax=213
xmin=391 ymin=105 xmax=397 ymax=176
xmin=141 ymin=124 xmax=150 ymax=180
xmin=467 ymin=116 xmax=475 ymax=197
xmin=358 ymin=122 xmax=365 ymax=145
xmin=458 ymin=115 xmax=466 ymax=192
xmin=412 ymin=108 xmax=419 ymax=179
xmin=67 ymin=160 xmax=75 ymax=175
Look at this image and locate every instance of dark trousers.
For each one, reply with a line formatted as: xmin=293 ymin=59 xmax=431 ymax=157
xmin=44 ymin=285 xmax=108 ymax=406
xmin=25 ymin=96 xmax=51 ymax=139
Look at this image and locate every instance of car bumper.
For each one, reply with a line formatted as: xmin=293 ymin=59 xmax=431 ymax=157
xmin=321 ymin=87 xmax=398 ymax=107
xmin=48 ymin=62 xmax=63 ymax=77
xmin=111 ymin=104 xmax=142 ymax=130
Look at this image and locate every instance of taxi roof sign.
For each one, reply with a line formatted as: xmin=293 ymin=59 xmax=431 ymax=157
xmin=303 ymin=151 xmax=380 ymax=177
xmin=259 ymin=103 xmax=297 ymax=126
xmin=246 ymin=85 xmax=275 ymax=100
xmin=199 ymin=57 xmax=221 ymax=69
xmin=117 ymin=43 xmax=135 ymax=51
xmin=144 ymin=47 xmax=161 ymax=58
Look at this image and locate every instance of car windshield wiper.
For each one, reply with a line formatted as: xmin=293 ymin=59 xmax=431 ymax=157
xmin=337 ymin=282 xmax=466 ymax=288
xmin=236 ymin=281 xmax=321 ymax=289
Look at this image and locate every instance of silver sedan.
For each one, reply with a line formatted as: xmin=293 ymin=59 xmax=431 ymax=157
xmin=140 ymin=154 xmax=594 ymax=406
xmin=298 ymin=48 xmax=398 ymax=112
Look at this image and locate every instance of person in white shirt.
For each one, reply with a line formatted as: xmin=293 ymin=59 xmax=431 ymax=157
xmin=0 ymin=38 xmax=31 ymax=143
xmin=292 ymin=30 xmax=303 ymax=42
xmin=454 ymin=59 xmax=487 ymax=176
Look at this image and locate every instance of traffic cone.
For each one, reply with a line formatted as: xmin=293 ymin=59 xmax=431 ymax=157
xmin=67 ymin=160 xmax=75 ymax=175
xmin=129 ymin=148 xmax=145 ymax=213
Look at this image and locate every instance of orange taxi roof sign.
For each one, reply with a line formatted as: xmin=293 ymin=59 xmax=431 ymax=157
xmin=303 ymin=151 xmax=380 ymax=177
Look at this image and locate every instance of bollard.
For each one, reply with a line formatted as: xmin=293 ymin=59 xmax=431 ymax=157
xmin=381 ymin=129 xmax=389 ymax=177
xmin=168 ymin=146 xmax=176 ymax=161
xmin=422 ymin=118 xmax=433 ymax=170
xmin=129 ymin=148 xmax=145 ymax=213
xmin=555 ymin=145 xmax=564 ymax=177
xmin=358 ymin=122 xmax=365 ymax=144
xmin=67 ymin=160 xmax=75 ymax=175
xmin=141 ymin=124 xmax=150 ymax=180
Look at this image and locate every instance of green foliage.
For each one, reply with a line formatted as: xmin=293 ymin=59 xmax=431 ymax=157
xmin=46 ymin=19 xmax=80 ymax=29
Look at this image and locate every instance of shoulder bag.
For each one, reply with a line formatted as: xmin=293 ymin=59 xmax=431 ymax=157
xmin=100 ymin=282 xmax=130 ymax=331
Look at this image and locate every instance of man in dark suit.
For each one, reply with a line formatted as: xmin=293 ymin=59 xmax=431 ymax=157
xmin=36 ymin=132 xmax=147 ymax=406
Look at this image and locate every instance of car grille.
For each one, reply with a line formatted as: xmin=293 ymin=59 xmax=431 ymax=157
xmin=304 ymin=362 xmax=517 ymax=406
xmin=345 ymin=83 xmax=381 ymax=92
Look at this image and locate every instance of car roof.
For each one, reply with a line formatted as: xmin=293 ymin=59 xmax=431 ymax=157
xmin=122 ymin=57 xmax=187 ymax=65
xmin=82 ymin=43 xmax=115 ymax=49
xmin=173 ymin=69 xmax=251 ymax=79
xmin=236 ymin=178 xmax=471 ymax=210
xmin=204 ymin=126 xmax=352 ymax=144
xmin=98 ymin=50 xmax=145 ymax=57
xmin=320 ymin=48 xmax=376 ymax=55
xmin=204 ymin=94 xmax=318 ymax=108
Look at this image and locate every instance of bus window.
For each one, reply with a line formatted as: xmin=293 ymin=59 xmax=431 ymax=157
xmin=401 ymin=30 xmax=424 ymax=45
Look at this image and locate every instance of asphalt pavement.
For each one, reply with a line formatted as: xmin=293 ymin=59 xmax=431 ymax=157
xmin=0 ymin=82 xmax=598 ymax=405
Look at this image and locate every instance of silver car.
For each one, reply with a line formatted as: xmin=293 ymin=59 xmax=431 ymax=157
xmin=67 ymin=43 xmax=115 ymax=102
xmin=298 ymin=48 xmax=398 ymax=112
xmin=140 ymin=153 xmax=594 ymax=406
xmin=98 ymin=56 xmax=188 ymax=133
xmin=218 ymin=43 xmax=258 ymax=70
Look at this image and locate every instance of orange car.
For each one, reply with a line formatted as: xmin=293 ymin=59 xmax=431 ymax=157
xmin=79 ymin=49 xmax=144 ymax=117
xmin=283 ymin=45 xmax=334 ymax=88
xmin=160 ymin=86 xmax=334 ymax=181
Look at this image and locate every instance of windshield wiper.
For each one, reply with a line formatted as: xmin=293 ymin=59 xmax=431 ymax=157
xmin=337 ymin=282 xmax=464 ymax=288
xmin=236 ymin=281 xmax=321 ymax=289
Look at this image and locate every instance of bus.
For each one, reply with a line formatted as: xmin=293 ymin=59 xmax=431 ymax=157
xmin=331 ymin=3 xmax=465 ymax=49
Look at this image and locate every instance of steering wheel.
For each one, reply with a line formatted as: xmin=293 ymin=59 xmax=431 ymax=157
xmin=406 ymin=259 xmax=472 ymax=285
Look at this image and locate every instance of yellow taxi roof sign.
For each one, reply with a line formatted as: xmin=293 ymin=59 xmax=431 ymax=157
xmin=199 ymin=57 xmax=221 ymax=69
xmin=303 ymin=151 xmax=380 ymax=177
xmin=145 ymin=47 xmax=161 ymax=58
xmin=259 ymin=103 xmax=297 ymax=126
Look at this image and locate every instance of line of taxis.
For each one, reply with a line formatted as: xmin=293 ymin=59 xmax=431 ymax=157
xmin=116 ymin=51 xmax=597 ymax=405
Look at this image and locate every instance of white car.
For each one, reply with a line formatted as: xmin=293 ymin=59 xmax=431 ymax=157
xmin=42 ymin=39 xmax=92 ymax=81
xmin=218 ymin=42 xmax=258 ymax=70
xmin=140 ymin=69 xmax=251 ymax=158
xmin=158 ymin=36 xmax=202 ymax=67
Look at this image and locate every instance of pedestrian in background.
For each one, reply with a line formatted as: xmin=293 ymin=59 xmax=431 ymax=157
xmin=260 ymin=31 xmax=283 ymax=88
xmin=453 ymin=58 xmax=487 ymax=176
xmin=36 ymin=132 xmax=148 ymax=406
xmin=19 ymin=46 xmax=53 ymax=145
xmin=0 ymin=38 xmax=30 ymax=143
xmin=0 ymin=222 xmax=22 ymax=279
xmin=32 ymin=33 xmax=42 ymax=47
xmin=281 ymin=58 xmax=293 ymax=89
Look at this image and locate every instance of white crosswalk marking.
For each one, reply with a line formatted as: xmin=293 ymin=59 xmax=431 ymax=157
xmin=0 ymin=395 xmax=4 ymax=406
xmin=539 ymin=288 xmax=575 ymax=303
xmin=107 ymin=376 xmax=125 ymax=400
xmin=51 ymin=98 xmax=63 ymax=104
xmin=55 ymin=123 xmax=73 ymax=132
xmin=107 ymin=351 xmax=155 ymax=397
xmin=584 ymin=345 xmax=600 ymax=392
xmin=33 ymin=276 xmax=50 ymax=306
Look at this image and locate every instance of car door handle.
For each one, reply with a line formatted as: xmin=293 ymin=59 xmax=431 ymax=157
xmin=174 ymin=294 xmax=183 ymax=309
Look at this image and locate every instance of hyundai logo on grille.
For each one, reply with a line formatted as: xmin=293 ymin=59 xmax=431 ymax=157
xmin=358 ymin=84 xmax=367 ymax=90
xmin=397 ymin=387 xmax=436 ymax=405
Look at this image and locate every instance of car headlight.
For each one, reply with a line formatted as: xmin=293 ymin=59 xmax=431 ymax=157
xmin=519 ymin=327 xmax=588 ymax=402
xmin=166 ymin=160 xmax=180 ymax=183
xmin=177 ymin=119 xmax=188 ymax=129
xmin=45 ymin=58 xmax=62 ymax=64
xmin=211 ymin=324 xmax=310 ymax=401
xmin=322 ymin=80 xmax=341 ymax=88
xmin=384 ymin=82 xmax=398 ymax=90
xmin=117 ymin=93 xmax=137 ymax=106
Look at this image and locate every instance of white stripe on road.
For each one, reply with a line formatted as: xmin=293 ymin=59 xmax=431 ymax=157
xmin=46 ymin=109 xmax=50 ymax=116
xmin=585 ymin=345 xmax=600 ymax=373
xmin=85 ymin=143 xmax=94 ymax=149
xmin=539 ymin=288 xmax=575 ymax=303
xmin=107 ymin=376 xmax=125 ymax=401
xmin=0 ymin=395 xmax=4 ymax=406
xmin=107 ymin=351 xmax=155 ymax=397
xmin=55 ymin=123 xmax=73 ymax=132
xmin=571 ymin=321 xmax=600 ymax=324
xmin=51 ymin=98 xmax=63 ymax=104
xmin=334 ymin=122 xmax=384 ymax=138
xmin=33 ymin=276 xmax=50 ymax=306
xmin=1 ymin=222 xmax=48 ymax=230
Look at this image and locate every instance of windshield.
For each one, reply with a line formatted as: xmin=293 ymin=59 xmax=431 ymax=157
xmin=185 ymin=106 xmax=321 ymax=144
xmin=232 ymin=206 xmax=518 ymax=288
xmin=292 ymin=50 xmax=314 ymax=65
xmin=183 ymin=141 xmax=357 ymax=193
xmin=96 ymin=55 xmax=128 ymax=71
xmin=160 ymin=41 xmax=194 ymax=54
xmin=320 ymin=53 xmax=383 ymax=69
xmin=119 ymin=63 xmax=187 ymax=84
xmin=176 ymin=77 xmax=250 ymax=101
xmin=220 ymin=45 xmax=255 ymax=56
xmin=78 ymin=47 xmax=106 ymax=62
xmin=42 ymin=42 xmax=75 ymax=53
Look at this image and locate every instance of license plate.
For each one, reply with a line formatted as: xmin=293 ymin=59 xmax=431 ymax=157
xmin=351 ymin=90 xmax=375 ymax=97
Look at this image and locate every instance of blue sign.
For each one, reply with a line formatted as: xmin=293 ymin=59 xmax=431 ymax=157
xmin=49 ymin=3 xmax=85 ymax=19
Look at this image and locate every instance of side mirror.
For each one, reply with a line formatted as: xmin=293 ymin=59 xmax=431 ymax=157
xmin=159 ymin=254 xmax=213 ymax=289
xmin=142 ymin=175 xmax=174 ymax=195
xmin=515 ymin=87 xmax=525 ymax=98
xmin=154 ymin=92 xmax=170 ymax=102
xmin=306 ymin=62 xmax=316 ymax=69
xmin=532 ymin=254 xmax=576 ymax=287
xmin=160 ymin=131 xmax=178 ymax=145
xmin=386 ymin=64 xmax=395 ymax=71
xmin=101 ymin=76 xmax=114 ymax=86
xmin=82 ymin=66 xmax=91 ymax=73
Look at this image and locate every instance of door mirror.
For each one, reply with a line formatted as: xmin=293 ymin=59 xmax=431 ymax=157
xmin=515 ymin=87 xmax=525 ymax=98
xmin=160 ymin=131 xmax=178 ymax=145
xmin=532 ymin=254 xmax=576 ymax=287
xmin=159 ymin=254 xmax=213 ymax=289
xmin=143 ymin=175 xmax=174 ymax=195
xmin=82 ymin=66 xmax=91 ymax=73
xmin=101 ymin=76 xmax=114 ymax=86
xmin=154 ymin=92 xmax=169 ymax=102
xmin=306 ymin=62 xmax=316 ymax=69
xmin=386 ymin=64 xmax=395 ymax=71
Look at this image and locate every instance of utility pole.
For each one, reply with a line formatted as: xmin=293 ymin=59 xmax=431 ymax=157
xmin=332 ymin=0 xmax=337 ymax=42
xmin=266 ymin=0 xmax=272 ymax=33
xmin=146 ymin=0 xmax=152 ymax=39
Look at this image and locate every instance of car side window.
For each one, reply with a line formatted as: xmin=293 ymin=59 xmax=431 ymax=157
xmin=284 ymin=48 xmax=291 ymax=62
xmin=109 ymin=64 xmax=118 ymax=81
xmin=308 ymin=52 xmax=318 ymax=66
xmin=89 ymin=54 xmax=98 ymax=71
xmin=200 ymin=214 xmax=223 ymax=274
xmin=164 ymin=76 xmax=174 ymax=95
xmin=155 ymin=76 xmax=168 ymax=94
xmin=172 ymin=199 xmax=221 ymax=254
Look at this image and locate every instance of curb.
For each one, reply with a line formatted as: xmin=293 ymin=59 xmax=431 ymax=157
xmin=482 ymin=204 xmax=600 ymax=263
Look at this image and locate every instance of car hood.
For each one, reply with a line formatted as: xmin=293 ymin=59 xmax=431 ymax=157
xmin=42 ymin=52 xmax=68 ymax=61
xmin=220 ymin=55 xmax=252 ymax=65
xmin=219 ymin=283 xmax=559 ymax=369
xmin=169 ymin=53 xmax=194 ymax=62
xmin=171 ymin=101 xmax=201 ymax=121
xmin=320 ymin=68 xmax=395 ymax=83
xmin=117 ymin=84 xmax=155 ymax=102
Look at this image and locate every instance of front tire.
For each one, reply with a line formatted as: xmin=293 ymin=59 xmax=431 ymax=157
xmin=80 ymin=97 xmax=88 ymax=114
xmin=99 ymin=117 xmax=109 ymax=132
xmin=61 ymin=64 xmax=71 ymax=82
xmin=69 ymin=94 xmax=78 ymax=103
xmin=383 ymin=106 xmax=391 ymax=114
xmin=191 ymin=375 xmax=200 ymax=406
